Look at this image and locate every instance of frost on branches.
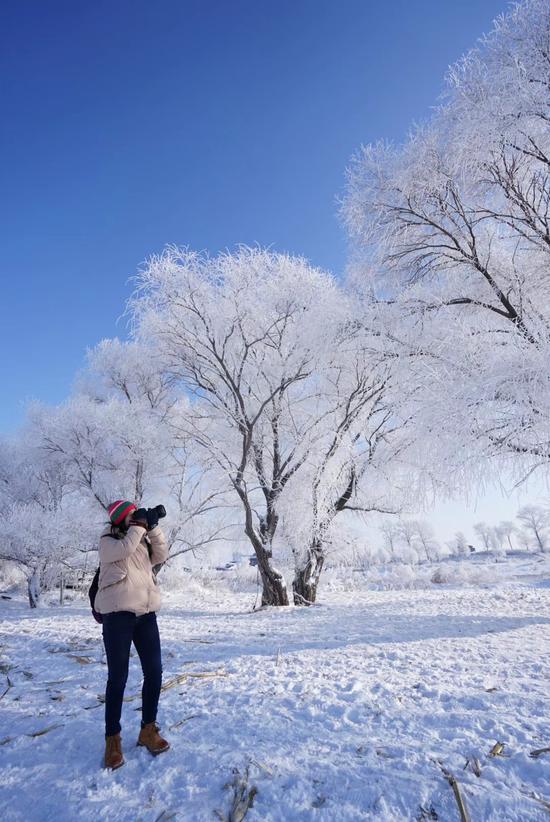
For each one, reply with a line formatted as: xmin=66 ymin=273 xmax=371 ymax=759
xmin=343 ymin=0 xmax=550 ymax=487
xmin=130 ymin=247 xmax=407 ymax=605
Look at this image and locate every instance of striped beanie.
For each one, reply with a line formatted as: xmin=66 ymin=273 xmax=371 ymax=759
xmin=108 ymin=500 xmax=137 ymax=526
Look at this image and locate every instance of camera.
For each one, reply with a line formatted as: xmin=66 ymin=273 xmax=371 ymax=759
xmin=132 ymin=504 xmax=166 ymax=530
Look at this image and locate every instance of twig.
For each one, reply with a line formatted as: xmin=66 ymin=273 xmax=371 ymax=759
xmin=66 ymin=655 xmax=95 ymax=665
xmin=161 ymin=670 xmax=226 ymax=693
xmin=519 ymin=789 xmax=550 ymax=812
xmin=123 ymin=669 xmax=227 ymax=702
xmin=185 ymin=639 xmax=215 ymax=644
xmin=435 ymin=761 xmax=470 ymax=822
xmin=250 ymin=759 xmax=273 ymax=777
xmin=26 ymin=723 xmax=64 ymax=738
xmin=0 ymin=675 xmax=13 ymax=701
xmin=463 ymin=757 xmax=481 ymax=777
xmin=168 ymin=713 xmax=201 ymax=730
xmin=227 ymin=766 xmax=258 ymax=822
xmin=488 ymin=741 xmax=506 ymax=757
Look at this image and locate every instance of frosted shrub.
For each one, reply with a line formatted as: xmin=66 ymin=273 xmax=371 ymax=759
xmin=431 ymin=567 xmax=448 ymax=585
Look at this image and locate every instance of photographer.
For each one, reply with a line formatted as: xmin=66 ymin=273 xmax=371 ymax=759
xmin=95 ymin=499 xmax=170 ymax=770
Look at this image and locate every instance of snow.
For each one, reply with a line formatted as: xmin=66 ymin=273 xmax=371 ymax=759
xmin=1 ymin=554 xmax=549 ymax=821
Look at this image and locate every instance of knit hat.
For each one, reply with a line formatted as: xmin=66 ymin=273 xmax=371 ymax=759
xmin=108 ymin=500 xmax=137 ymax=526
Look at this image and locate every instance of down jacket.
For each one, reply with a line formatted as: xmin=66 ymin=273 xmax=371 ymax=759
xmin=94 ymin=524 xmax=169 ymax=616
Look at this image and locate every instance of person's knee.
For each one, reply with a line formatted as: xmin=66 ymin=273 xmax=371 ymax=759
xmin=143 ymin=659 xmax=162 ymax=682
xmin=145 ymin=662 xmax=162 ymax=680
xmin=107 ymin=664 xmax=129 ymax=688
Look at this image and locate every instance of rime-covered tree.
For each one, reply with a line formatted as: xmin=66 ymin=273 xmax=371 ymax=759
xmin=131 ymin=247 xmax=351 ymax=605
xmin=27 ymin=340 xmax=230 ymax=573
xmin=0 ymin=439 xmax=75 ymax=606
xmin=516 ymin=504 xmax=549 ymax=552
xmin=343 ymin=0 xmax=550 ymax=488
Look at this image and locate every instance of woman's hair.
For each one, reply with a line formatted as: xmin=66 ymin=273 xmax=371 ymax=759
xmin=109 ymin=522 xmax=128 ymax=539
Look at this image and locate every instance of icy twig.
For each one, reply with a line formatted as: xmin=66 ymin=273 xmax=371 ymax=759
xmin=435 ymin=761 xmax=470 ymax=822
xmin=168 ymin=713 xmax=201 ymax=730
xmin=416 ymin=804 xmax=438 ymax=820
xmin=66 ymin=655 xmax=95 ymax=665
xmin=227 ymin=766 xmax=258 ymax=822
xmin=184 ymin=638 xmax=215 ymax=644
xmin=0 ymin=675 xmax=13 ymax=701
xmin=250 ymin=759 xmax=273 ymax=777
xmin=121 ymin=669 xmax=227 ymax=702
xmin=519 ymin=789 xmax=550 ymax=812
xmin=161 ymin=670 xmax=227 ymax=692
xmin=27 ymin=722 xmax=65 ymax=738
xmin=463 ymin=757 xmax=481 ymax=777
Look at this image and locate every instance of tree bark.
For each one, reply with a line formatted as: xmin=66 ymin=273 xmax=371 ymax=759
xmin=258 ymin=557 xmax=289 ymax=607
xmin=27 ymin=566 xmax=42 ymax=608
xmin=242 ymin=519 xmax=288 ymax=606
xmin=293 ymin=543 xmax=324 ymax=606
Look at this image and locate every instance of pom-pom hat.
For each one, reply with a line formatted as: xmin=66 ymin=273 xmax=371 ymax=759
xmin=108 ymin=500 xmax=137 ymax=526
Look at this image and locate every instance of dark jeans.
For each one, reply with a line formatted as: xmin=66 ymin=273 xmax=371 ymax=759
xmin=101 ymin=610 xmax=162 ymax=737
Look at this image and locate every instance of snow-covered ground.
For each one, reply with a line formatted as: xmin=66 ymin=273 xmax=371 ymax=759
xmin=1 ymin=554 xmax=549 ymax=821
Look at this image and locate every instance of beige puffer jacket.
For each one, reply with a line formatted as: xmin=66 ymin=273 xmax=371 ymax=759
xmin=95 ymin=524 xmax=169 ymax=616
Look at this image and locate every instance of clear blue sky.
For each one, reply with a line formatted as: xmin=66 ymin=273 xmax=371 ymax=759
xmin=1 ymin=0 xmax=507 ymax=433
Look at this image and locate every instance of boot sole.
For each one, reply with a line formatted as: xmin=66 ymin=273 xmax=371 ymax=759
xmin=137 ymin=741 xmax=170 ymax=755
xmin=105 ymin=759 xmax=125 ymax=770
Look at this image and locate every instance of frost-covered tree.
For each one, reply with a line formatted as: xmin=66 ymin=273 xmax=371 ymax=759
xmin=452 ymin=531 xmax=470 ymax=557
xmin=0 ymin=439 xmax=75 ymax=606
xmin=473 ymin=522 xmax=497 ymax=553
xmin=282 ymin=335 xmax=407 ymax=603
xmin=516 ymin=504 xmax=549 ymax=552
xmin=131 ymin=246 xmax=353 ymax=605
xmin=379 ymin=520 xmax=401 ymax=562
xmin=343 ymin=0 xmax=550 ymax=487
xmin=397 ymin=519 xmax=419 ymax=559
xmin=409 ymin=519 xmax=441 ymax=562
xmin=30 ymin=340 xmax=229 ymax=567
xmin=131 ymin=246 xmax=413 ymax=605
xmin=494 ymin=520 xmax=517 ymax=552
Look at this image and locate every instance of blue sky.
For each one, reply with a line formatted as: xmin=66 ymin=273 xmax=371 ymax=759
xmin=1 ymin=0 xmax=507 ymax=434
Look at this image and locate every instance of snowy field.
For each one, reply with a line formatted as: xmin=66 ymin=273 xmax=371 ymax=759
xmin=1 ymin=554 xmax=549 ymax=822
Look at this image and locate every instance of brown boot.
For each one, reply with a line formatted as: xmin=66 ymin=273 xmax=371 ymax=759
xmin=137 ymin=722 xmax=170 ymax=755
xmin=104 ymin=733 xmax=124 ymax=770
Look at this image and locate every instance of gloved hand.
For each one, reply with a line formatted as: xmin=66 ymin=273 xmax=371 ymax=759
xmin=131 ymin=508 xmax=149 ymax=529
xmin=147 ymin=509 xmax=159 ymax=530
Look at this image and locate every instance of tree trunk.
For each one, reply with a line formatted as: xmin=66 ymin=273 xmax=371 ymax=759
xmin=245 ymin=525 xmax=288 ymax=606
xmin=258 ymin=559 xmax=289 ymax=607
xmin=533 ymin=528 xmax=546 ymax=553
xmin=27 ymin=566 xmax=42 ymax=608
xmin=293 ymin=543 xmax=324 ymax=606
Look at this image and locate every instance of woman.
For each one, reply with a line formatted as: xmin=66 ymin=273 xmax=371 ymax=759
xmin=95 ymin=499 xmax=170 ymax=770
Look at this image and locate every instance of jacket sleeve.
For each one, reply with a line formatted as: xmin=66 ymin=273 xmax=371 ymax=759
xmin=147 ymin=526 xmax=169 ymax=565
xmin=99 ymin=525 xmax=146 ymax=564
